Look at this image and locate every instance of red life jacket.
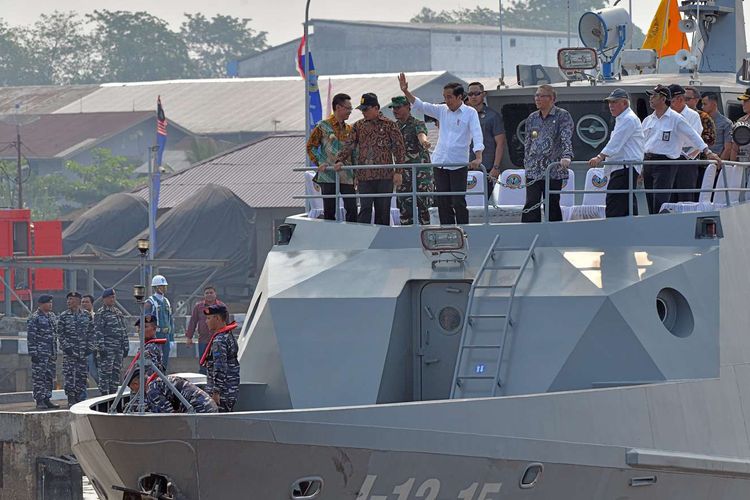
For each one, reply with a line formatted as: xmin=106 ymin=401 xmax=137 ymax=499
xmin=199 ymin=322 xmax=238 ymax=366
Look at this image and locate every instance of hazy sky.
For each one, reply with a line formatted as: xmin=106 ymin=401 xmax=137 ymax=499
xmin=0 ymin=0 xmax=747 ymax=47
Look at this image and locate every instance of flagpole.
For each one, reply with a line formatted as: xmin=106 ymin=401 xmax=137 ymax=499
xmin=304 ymin=0 xmax=312 ymax=155
xmin=656 ymin=0 xmax=671 ymax=73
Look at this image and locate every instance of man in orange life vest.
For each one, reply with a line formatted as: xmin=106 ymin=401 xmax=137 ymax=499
xmin=199 ymin=304 xmax=240 ymax=412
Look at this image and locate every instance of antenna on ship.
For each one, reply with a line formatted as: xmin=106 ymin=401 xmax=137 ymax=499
xmin=498 ymin=0 xmax=508 ymax=88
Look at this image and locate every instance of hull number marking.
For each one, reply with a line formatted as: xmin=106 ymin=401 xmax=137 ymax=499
xmin=358 ymin=475 xmax=502 ymax=499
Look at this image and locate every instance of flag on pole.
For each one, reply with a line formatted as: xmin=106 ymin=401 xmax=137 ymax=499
xmin=151 ymin=96 xmax=167 ymax=256
xmin=296 ymin=35 xmax=323 ymax=132
xmin=642 ymin=0 xmax=689 ymax=58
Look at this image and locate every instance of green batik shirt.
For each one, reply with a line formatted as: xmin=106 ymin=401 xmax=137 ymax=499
xmin=306 ymin=115 xmax=354 ymax=184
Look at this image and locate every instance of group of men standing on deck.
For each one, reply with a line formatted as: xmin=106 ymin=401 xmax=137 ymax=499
xmin=27 ymin=279 xmax=240 ymax=414
xmin=306 ymin=74 xmax=748 ymax=223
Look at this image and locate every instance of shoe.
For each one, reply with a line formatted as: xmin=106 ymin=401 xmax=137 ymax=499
xmin=35 ymin=401 xmax=48 ymax=410
xmin=44 ymin=399 xmax=60 ymax=409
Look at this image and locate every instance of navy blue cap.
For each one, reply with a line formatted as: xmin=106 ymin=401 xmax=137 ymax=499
xmin=667 ymin=84 xmax=686 ymax=97
xmin=604 ymin=88 xmax=629 ymax=101
xmin=356 ymin=93 xmax=380 ymax=110
xmin=66 ymin=291 xmax=82 ymax=299
xmin=646 ymin=84 xmax=671 ymax=100
xmin=203 ymin=303 xmax=228 ymax=316
xmin=101 ymin=288 xmax=115 ymax=298
xmin=38 ymin=294 xmax=53 ymax=304
xmin=134 ymin=313 xmax=156 ymax=327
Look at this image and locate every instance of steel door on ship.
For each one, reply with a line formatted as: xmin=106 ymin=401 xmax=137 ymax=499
xmin=419 ymin=282 xmax=470 ymax=400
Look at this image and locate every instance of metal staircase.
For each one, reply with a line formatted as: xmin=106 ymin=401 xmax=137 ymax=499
xmin=450 ymin=234 xmax=539 ymax=399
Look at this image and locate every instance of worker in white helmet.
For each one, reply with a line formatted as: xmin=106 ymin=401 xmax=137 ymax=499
xmin=144 ymin=274 xmax=174 ymax=370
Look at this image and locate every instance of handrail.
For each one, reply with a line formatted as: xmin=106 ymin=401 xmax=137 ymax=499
xmin=293 ymin=162 xmax=493 ymax=224
xmin=541 ymin=159 xmax=750 ymax=222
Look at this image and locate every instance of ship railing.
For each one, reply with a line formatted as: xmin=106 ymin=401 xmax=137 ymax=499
xmin=541 ymin=159 xmax=750 ymax=222
xmin=293 ymin=163 xmax=494 ymax=225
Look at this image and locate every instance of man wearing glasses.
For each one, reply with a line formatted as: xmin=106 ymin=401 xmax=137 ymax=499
xmin=467 ymin=82 xmax=506 ymax=200
xmin=522 ymin=84 xmax=573 ymax=222
xmin=398 ymin=73 xmax=483 ymax=225
xmin=306 ymin=93 xmax=357 ymax=222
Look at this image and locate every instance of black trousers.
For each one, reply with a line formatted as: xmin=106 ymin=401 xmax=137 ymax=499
xmin=672 ymin=157 xmax=699 ymax=203
xmin=522 ymin=177 xmax=563 ymax=222
xmin=358 ymin=179 xmax=393 ymax=226
xmin=319 ymin=182 xmax=357 ymax=222
xmin=433 ymin=167 xmax=468 ymax=224
xmin=605 ymin=167 xmax=639 ymax=218
xmin=642 ymin=153 xmax=677 ymax=214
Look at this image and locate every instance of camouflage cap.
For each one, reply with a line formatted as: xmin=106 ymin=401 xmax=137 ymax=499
xmin=387 ymin=96 xmax=410 ymax=108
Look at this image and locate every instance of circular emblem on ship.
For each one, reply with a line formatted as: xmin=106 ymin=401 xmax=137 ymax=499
xmin=506 ymin=173 xmax=523 ymax=189
xmin=515 ymin=119 xmax=527 ymax=144
xmin=576 ymin=114 xmax=609 ymax=148
xmin=592 ymin=174 xmax=608 ymax=188
xmin=466 ymin=175 xmax=478 ymax=189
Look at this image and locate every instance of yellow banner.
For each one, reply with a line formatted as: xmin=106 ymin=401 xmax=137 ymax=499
xmin=642 ymin=0 xmax=689 ymax=58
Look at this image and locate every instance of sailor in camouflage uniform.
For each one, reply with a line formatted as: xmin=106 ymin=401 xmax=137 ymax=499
xmin=389 ymin=95 xmax=434 ymax=225
xmin=127 ymin=370 xmax=218 ymax=413
xmin=731 ymin=88 xmax=750 ymax=163
xmin=28 ymin=294 xmax=60 ymax=410
xmin=58 ymin=291 xmax=95 ymax=406
xmin=124 ymin=313 xmax=165 ymax=381
xmin=199 ymin=304 xmax=240 ymax=412
xmin=94 ymin=288 xmax=129 ymax=395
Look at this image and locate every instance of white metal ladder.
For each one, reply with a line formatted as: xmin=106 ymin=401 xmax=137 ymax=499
xmin=450 ymin=234 xmax=539 ymax=399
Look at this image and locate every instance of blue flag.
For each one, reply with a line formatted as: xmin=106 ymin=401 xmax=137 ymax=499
xmin=296 ymin=36 xmax=322 ymax=132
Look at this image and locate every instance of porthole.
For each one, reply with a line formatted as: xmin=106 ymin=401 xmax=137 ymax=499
xmin=656 ymin=288 xmax=694 ymax=338
xmin=290 ymin=476 xmax=323 ymax=499
xmin=438 ymin=306 xmax=462 ymax=334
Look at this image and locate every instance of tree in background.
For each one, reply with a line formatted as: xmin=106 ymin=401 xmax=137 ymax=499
xmin=62 ymin=148 xmax=141 ymax=208
xmin=87 ymin=10 xmax=193 ymax=83
xmin=181 ymin=14 xmax=268 ymax=78
xmin=0 ymin=21 xmax=33 ymax=86
xmin=21 ymin=11 xmax=98 ymax=85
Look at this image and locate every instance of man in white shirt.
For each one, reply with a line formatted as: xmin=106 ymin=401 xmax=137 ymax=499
xmin=399 ymin=73 xmax=484 ymax=224
xmin=669 ymin=84 xmax=703 ymax=202
xmin=642 ymin=84 xmax=722 ymax=214
xmin=588 ymin=89 xmax=644 ymax=217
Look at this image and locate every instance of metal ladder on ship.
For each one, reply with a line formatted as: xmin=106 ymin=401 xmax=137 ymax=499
xmin=450 ymin=234 xmax=539 ymax=399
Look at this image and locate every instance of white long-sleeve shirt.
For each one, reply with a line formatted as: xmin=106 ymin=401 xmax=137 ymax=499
xmin=600 ymin=108 xmax=645 ymax=175
xmin=642 ymin=107 xmax=708 ymax=159
xmin=412 ymin=97 xmax=484 ymax=170
xmin=679 ymin=105 xmax=703 ymax=157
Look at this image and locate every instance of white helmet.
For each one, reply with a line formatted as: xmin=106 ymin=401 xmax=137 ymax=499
xmin=151 ymin=275 xmax=168 ymax=286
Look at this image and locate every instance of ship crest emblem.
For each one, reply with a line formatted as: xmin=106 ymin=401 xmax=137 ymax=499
xmin=592 ymin=174 xmax=608 ymax=188
xmin=506 ymin=173 xmax=523 ymax=189
xmin=467 ymin=175 xmax=478 ymax=189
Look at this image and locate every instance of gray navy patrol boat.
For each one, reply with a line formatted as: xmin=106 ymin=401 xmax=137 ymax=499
xmin=71 ymin=1 xmax=750 ymax=498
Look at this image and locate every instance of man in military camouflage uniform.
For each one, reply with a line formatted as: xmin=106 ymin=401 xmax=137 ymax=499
xmin=58 ymin=291 xmax=95 ymax=406
xmin=124 ymin=313 xmax=165 ymax=381
xmin=28 ymin=294 xmax=60 ymax=410
xmin=199 ymin=304 xmax=240 ymax=412
xmin=94 ymin=288 xmax=129 ymax=395
xmin=731 ymin=88 xmax=750 ymax=163
xmin=127 ymin=370 xmax=217 ymax=413
xmin=389 ymin=95 xmax=434 ymax=225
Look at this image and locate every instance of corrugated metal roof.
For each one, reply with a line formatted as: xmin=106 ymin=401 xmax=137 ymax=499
xmin=134 ymin=134 xmax=307 ymax=209
xmin=0 ymin=111 xmax=152 ymax=159
xmin=313 ymin=18 xmax=570 ymax=37
xmin=52 ymin=72 xmax=462 ymax=135
xmin=0 ymin=84 xmax=98 ymax=115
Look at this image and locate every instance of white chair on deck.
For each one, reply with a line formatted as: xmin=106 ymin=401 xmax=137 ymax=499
xmin=660 ymin=163 xmax=745 ymax=213
xmin=493 ymin=169 xmax=527 ymax=206
xmin=304 ymin=170 xmax=346 ymax=220
xmin=466 ymin=171 xmax=486 ymax=207
xmin=562 ymin=167 xmax=608 ymax=221
xmin=560 ymin=169 xmax=575 ymax=208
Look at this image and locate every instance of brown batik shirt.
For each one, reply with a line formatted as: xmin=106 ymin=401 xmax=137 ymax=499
xmin=336 ymin=114 xmax=406 ymax=181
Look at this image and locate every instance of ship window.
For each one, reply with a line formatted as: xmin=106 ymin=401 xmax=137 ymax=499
xmin=635 ymin=97 xmax=649 ymax=121
xmin=438 ymin=306 xmax=462 ymax=334
xmin=727 ymin=103 xmax=744 ymax=122
xmin=520 ymin=463 xmax=543 ymax=488
xmin=510 ymin=38 xmax=517 ymax=47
